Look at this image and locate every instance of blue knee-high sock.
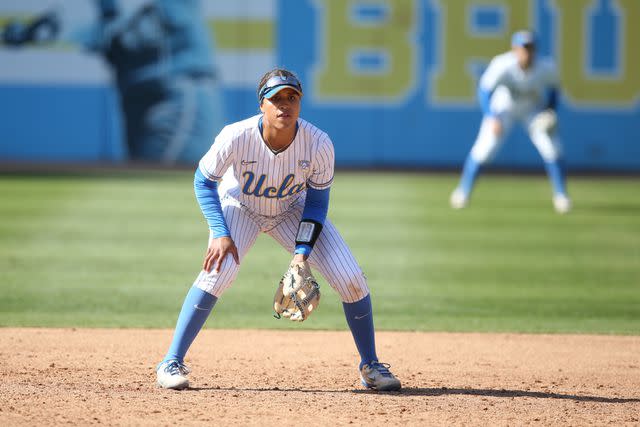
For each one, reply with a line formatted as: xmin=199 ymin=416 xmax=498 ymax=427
xmin=544 ymin=160 xmax=568 ymax=196
xmin=343 ymin=294 xmax=378 ymax=369
xmin=459 ymin=155 xmax=481 ymax=195
xmin=162 ymin=286 xmax=217 ymax=364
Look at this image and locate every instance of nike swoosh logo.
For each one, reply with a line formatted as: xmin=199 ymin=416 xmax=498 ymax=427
xmin=241 ymin=160 xmax=257 ymax=165
xmin=354 ymin=312 xmax=371 ymax=320
xmin=193 ymin=304 xmax=209 ymax=311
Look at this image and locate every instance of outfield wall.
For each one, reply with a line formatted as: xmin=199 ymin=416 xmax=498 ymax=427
xmin=0 ymin=0 xmax=638 ymax=171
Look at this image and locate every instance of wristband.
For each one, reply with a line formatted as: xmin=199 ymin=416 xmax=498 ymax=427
xmin=295 ymin=220 xmax=323 ymax=248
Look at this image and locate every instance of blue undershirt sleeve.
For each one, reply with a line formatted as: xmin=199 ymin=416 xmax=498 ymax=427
xmin=194 ymin=168 xmax=230 ymax=238
xmin=294 ymin=187 xmax=330 ymax=256
xmin=543 ymin=87 xmax=558 ymax=111
xmin=477 ymin=86 xmax=495 ymax=117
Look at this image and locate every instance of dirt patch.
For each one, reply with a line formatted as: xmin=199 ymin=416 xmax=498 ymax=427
xmin=1 ymin=328 xmax=638 ymax=426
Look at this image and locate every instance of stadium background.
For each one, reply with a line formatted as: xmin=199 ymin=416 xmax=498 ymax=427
xmin=1 ymin=0 xmax=639 ymax=171
xmin=1 ymin=2 xmax=638 ymax=424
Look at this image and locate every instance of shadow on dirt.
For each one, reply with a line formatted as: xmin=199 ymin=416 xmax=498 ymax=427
xmin=187 ymin=386 xmax=639 ymax=403
xmin=355 ymin=387 xmax=640 ymax=403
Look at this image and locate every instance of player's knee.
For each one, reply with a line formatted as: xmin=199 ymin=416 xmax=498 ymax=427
xmin=193 ymin=257 xmax=239 ymax=298
xmin=337 ymin=272 xmax=369 ymax=303
xmin=470 ymin=147 xmax=492 ymax=165
xmin=532 ymin=133 xmax=561 ymax=162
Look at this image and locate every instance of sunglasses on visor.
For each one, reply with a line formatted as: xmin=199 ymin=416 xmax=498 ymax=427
xmin=258 ymin=75 xmax=303 ymax=101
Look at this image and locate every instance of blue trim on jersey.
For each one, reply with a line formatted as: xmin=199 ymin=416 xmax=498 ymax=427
xmin=194 ymin=168 xmax=230 ymax=238
xmin=294 ymin=187 xmax=330 ymax=256
xmin=477 ymin=86 xmax=495 ymax=117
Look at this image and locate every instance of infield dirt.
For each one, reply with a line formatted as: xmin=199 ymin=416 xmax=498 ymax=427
xmin=1 ymin=328 xmax=638 ymax=426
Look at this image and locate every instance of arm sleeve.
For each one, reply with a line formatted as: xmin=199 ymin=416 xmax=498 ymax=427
xmin=294 ymin=187 xmax=330 ymax=256
xmin=477 ymin=56 xmax=508 ymax=117
xmin=307 ymin=135 xmax=335 ymax=190
xmin=194 ymin=168 xmax=230 ymax=238
xmin=543 ymin=87 xmax=558 ymax=110
xmin=541 ymin=61 xmax=560 ymax=111
xmin=477 ymin=86 xmax=495 ymax=117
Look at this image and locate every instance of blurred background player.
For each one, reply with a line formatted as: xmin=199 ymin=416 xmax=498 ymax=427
xmin=1 ymin=0 xmax=222 ymax=165
xmin=450 ymin=30 xmax=571 ymax=213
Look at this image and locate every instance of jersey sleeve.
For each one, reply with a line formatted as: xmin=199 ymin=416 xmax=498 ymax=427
xmin=198 ymin=126 xmax=235 ymax=181
xmin=478 ymin=55 xmax=509 ymax=92
xmin=307 ymin=134 xmax=335 ymax=190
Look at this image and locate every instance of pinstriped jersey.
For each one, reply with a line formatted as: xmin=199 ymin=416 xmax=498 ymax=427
xmin=199 ymin=114 xmax=334 ymax=217
xmin=480 ymin=52 xmax=558 ymax=109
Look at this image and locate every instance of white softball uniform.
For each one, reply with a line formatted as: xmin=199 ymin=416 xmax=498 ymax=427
xmin=471 ymin=51 xmax=562 ymax=164
xmin=194 ymin=115 xmax=369 ymax=303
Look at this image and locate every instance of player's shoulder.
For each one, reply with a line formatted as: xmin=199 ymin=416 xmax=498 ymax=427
xmin=297 ymin=118 xmax=332 ymax=144
xmin=490 ymin=51 xmax=519 ymax=69
xmin=216 ymin=115 xmax=261 ymax=142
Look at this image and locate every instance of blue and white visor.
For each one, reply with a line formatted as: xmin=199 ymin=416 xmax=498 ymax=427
xmin=511 ymin=30 xmax=536 ymax=47
xmin=258 ymin=75 xmax=303 ymax=101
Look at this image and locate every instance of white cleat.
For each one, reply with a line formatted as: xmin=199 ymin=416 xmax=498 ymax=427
xmin=450 ymin=188 xmax=469 ymax=209
xmin=553 ymin=194 xmax=571 ymax=214
xmin=157 ymin=360 xmax=190 ymax=390
xmin=360 ymin=362 xmax=401 ymax=391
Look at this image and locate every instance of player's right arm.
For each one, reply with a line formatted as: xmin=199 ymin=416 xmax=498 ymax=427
xmin=196 ymin=127 xmax=239 ymax=273
xmin=477 ymin=54 xmax=511 ymax=135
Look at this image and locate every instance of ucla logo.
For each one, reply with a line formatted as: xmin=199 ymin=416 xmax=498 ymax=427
xmin=298 ymin=160 xmax=310 ymax=170
xmin=242 ymin=172 xmax=305 ymax=199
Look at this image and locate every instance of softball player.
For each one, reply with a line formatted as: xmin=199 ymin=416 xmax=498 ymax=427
xmin=156 ymin=68 xmax=401 ymax=391
xmin=450 ymin=30 xmax=571 ymax=213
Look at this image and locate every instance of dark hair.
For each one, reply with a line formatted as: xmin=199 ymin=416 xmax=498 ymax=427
xmin=257 ymin=68 xmax=302 ymax=102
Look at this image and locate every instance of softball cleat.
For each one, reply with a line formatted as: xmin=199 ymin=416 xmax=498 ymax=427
xmin=450 ymin=188 xmax=469 ymax=209
xmin=360 ymin=361 xmax=401 ymax=391
xmin=553 ymin=194 xmax=571 ymax=214
xmin=157 ymin=360 xmax=190 ymax=390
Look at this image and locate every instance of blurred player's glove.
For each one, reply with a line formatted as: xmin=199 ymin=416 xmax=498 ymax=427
xmin=529 ymin=109 xmax=558 ymax=134
xmin=273 ymin=260 xmax=320 ymax=322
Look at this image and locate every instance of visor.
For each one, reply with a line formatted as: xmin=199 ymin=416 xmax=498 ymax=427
xmin=511 ymin=30 xmax=536 ymax=48
xmin=258 ymin=75 xmax=303 ymax=101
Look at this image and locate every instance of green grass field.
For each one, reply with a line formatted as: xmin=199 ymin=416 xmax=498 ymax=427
xmin=1 ymin=171 xmax=638 ymax=334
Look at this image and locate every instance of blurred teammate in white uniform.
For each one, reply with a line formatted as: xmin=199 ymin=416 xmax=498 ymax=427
xmin=450 ymin=30 xmax=571 ymax=213
xmin=155 ymin=68 xmax=401 ymax=391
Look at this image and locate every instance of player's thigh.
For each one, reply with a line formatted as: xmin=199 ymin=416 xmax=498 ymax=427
xmin=470 ymin=115 xmax=512 ymax=163
xmin=194 ymin=201 xmax=260 ymax=297
xmin=527 ymin=124 xmax=562 ymax=162
xmin=268 ymin=215 xmax=369 ymax=303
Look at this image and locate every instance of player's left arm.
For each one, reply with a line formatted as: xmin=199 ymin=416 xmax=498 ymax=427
xmin=540 ymin=60 xmax=560 ymax=112
xmin=293 ymin=135 xmax=335 ymax=261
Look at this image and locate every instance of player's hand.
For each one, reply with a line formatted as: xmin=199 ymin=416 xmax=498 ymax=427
xmin=292 ymin=253 xmax=308 ymax=263
xmin=488 ymin=116 xmax=503 ymax=137
xmin=203 ymin=236 xmax=239 ymax=273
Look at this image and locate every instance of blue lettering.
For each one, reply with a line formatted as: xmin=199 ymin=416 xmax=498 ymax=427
xmin=251 ymin=174 xmax=267 ymax=196
xmin=242 ymin=171 xmax=255 ymax=195
xmin=263 ymin=186 xmax=278 ymax=198
xmin=241 ymin=171 xmax=305 ymax=199
xmin=276 ymin=174 xmax=296 ymax=198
